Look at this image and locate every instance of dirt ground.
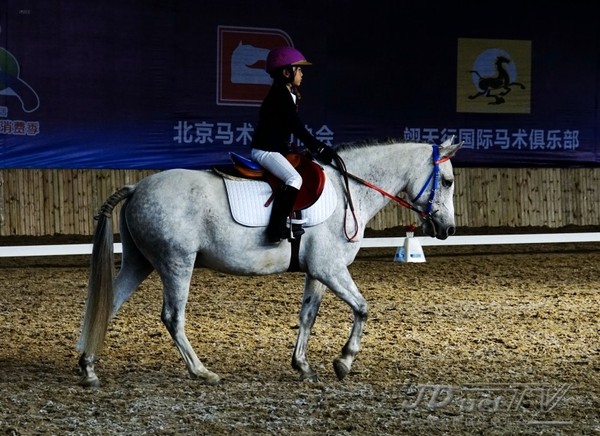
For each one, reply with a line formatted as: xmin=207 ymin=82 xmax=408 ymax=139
xmin=0 ymin=230 xmax=599 ymax=435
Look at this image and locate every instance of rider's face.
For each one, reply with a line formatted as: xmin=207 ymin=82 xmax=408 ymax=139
xmin=291 ymin=66 xmax=303 ymax=87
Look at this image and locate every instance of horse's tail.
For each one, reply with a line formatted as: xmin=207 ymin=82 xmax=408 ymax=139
xmin=77 ymin=185 xmax=135 ymax=356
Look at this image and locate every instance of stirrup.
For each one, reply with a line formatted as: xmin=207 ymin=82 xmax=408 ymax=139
xmin=287 ymin=223 xmax=305 ymax=241
xmin=287 ymin=214 xmax=305 ymax=239
xmin=285 ymin=211 xmax=305 ymax=241
xmin=287 ymin=217 xmax=307 ymax=225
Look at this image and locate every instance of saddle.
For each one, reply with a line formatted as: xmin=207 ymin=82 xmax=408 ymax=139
xmin=219 ymin=151 xmax=327 ymax=210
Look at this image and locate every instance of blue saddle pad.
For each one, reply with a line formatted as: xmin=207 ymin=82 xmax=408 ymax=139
xmin=229 ymin=152 xmax=262 ymax=171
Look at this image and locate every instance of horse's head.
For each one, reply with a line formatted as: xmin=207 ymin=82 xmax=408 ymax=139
xmin=495 ymin=56 xmax=510 ymax=66
xmin=410 ymin=137 xmax=462 ymax=240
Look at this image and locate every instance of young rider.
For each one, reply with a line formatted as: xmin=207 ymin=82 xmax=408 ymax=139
xmin=250 ymin=46 xmax=335 ymax=243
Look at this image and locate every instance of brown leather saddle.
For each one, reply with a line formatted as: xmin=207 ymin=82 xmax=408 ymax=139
xmin=218 ymin=152 xmax=326 ymax=210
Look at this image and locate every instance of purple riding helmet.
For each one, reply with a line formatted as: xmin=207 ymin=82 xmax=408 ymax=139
xmin=265 ymin=47 xmax=312 ymax=75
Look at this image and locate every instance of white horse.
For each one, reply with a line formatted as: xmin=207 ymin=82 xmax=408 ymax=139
xmin=77 ymin=137 xmax=462 ymax=387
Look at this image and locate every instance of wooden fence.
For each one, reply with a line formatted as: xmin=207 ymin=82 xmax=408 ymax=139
xmin=1 ymin=167 xmax=599 ymax=237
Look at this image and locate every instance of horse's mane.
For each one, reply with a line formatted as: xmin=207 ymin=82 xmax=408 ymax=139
xmin=333 ymin=138 xmax=412 ymax=152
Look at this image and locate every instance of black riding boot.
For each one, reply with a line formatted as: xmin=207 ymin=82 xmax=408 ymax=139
xmin=266 ymin=185 xmax=305 ymax=243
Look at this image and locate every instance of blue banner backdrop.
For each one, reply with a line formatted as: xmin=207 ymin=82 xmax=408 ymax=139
xmin=0 ymin=1 xmax=598 ymax=169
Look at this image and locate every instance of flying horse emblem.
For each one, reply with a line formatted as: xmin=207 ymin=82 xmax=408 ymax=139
xmin=468 ymin=56 xmax=526 ymax=105
xmin=77 ymin=137 xmax=462 ymax=387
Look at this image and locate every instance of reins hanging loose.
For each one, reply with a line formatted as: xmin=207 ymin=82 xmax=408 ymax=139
xmin=332 ymin=153 xmax=360 ymax=241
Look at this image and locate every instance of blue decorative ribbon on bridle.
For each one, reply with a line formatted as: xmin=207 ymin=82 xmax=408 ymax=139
xmin=410 ymin=144 xmax=442 ymax=215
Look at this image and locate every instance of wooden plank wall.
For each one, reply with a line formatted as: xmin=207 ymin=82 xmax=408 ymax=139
xmin=0 ymin=167 xmax=599 ymax=237
xmin=0 ymin=169 xmax=157 ymax=236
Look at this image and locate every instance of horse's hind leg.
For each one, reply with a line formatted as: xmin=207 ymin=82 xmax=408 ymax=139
xmin=112 ymin=240 xmax=154 ymax=315
xmin=292 ymin=276 xmax=327 ymax=382
xmin=77 ymin=236 xmax=153 ymax=387
xmin=158 ymin=257 xmax=220 ymax=385
xmin=78 ymin=353 xmax=100 ymax=387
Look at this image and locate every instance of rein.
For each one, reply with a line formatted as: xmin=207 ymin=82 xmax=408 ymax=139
xmin=331 ymin=144 xmax=450 ymax=241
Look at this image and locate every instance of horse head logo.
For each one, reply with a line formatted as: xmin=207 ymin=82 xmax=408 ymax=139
xmin=468 ymin=53 xmax=526 ymax=105
xmin=230 ymin=42 xmax=272 ymax=85
xmin=0 ymin=47 xmax=40 ymax=113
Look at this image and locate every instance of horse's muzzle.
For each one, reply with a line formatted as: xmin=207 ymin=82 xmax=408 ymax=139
xmin=438 ymin=225 xmax=456 ymax=240
xmin=423 ymin=219 xmax=455 ymax=240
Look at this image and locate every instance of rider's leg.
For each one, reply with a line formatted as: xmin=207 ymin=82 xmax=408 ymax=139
xmin=250 ymin=149 xmax=304 ymax=242
xmin=267 ymin=184 xmax=304 ymax=242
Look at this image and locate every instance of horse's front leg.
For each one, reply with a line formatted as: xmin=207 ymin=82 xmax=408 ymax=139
xmin=292 ymin=276 xmax=327 ymax=382
xmin=78 ymin=353 xmax=100 ymax=387
xmin=323 ymin=269 xmax=368 ymax=381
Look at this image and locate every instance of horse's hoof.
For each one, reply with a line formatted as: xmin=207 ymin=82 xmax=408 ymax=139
xmin=333 ymin=358 xmax=350 ymax=380
xmin=79 ymin=376 xmax=100 ymax=388
xmin=203 ymin=372 xmax=220 ymax=385
xmin=299 ymin=372 xmax=319 ymax=383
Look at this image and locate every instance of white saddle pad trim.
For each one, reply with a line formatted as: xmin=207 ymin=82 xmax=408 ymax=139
xmin=224 ymin=175 xmax=337 ymax=227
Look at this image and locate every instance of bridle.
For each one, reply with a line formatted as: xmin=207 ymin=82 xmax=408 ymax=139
xmin=331 ymin=144 xmax=450 ymax=241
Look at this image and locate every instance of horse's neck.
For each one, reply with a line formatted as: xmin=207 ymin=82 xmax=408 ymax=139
xmin=496 ymin=63 xmax=509 ymax=81
xmin=338 ymin=142 xmax=424 ymax=219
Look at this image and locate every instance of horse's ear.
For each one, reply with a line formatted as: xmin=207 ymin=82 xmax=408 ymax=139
xmin=440 ymin=135 xmax=462 ymax=158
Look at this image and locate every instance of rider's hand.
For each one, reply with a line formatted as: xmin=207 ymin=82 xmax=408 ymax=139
xmin=314 ymin=145 xmax=335 ymax=165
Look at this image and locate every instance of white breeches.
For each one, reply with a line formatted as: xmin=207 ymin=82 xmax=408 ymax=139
xmin=251 ymin=149 xmax=303 ymax=190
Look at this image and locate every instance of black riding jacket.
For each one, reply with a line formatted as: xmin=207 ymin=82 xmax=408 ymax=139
xmin=250 ymin=81 xmax=325 ymax=154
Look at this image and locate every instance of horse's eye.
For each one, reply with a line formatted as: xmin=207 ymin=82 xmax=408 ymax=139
xmin=442 ymin=178 xmax=453 ymax=188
